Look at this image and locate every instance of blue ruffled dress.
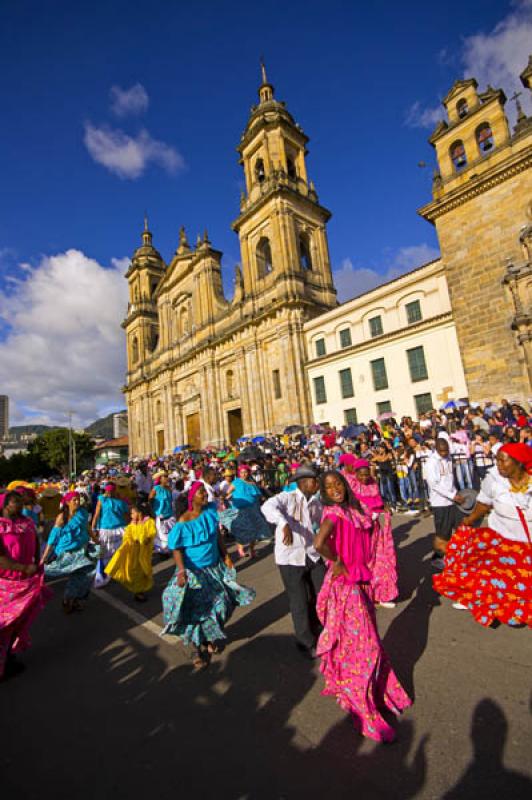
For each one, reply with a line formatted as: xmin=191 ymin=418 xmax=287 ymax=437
xmin=161 ymin=503 xmax=255 ymax=647
xmin=218 ymin=478 xmax=272 ymax=544
xmin=45 ymin=509 xmax=98 ymax=600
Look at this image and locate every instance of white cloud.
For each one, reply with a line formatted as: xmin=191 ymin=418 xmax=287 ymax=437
xmin=404 ymin=101 xmax=442 ymax=129
xmin=110 ymin=83 xmax=149 ymax=117
xmin=405 ymin=0 xmax=532 ymax=128
xmin=333 ymin=243 xmax=440 ymax=302
xmin=84 ymin=123 xmax=185 ymax=179
xmin=462 ymin=0 xmax=532 ymax=118
xmin=0 ymin=249 xmax=129 ymax=426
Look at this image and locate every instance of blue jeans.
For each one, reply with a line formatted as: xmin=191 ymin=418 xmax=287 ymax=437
xmin=454 ymin=461 xmax=473 ymax=490
xmin=379 ymin=474 xmax=397 ymax=506
xmin=408 ymin=470 xmax=419 ymax=501
xmin=398 ymin=476 xmax=413 ymax=505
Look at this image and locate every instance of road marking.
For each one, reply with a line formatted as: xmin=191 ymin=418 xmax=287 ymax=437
xmin=91 ymin=587 xmax=174 ymax=642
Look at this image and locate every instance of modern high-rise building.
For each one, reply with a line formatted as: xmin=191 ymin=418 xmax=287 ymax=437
xmin=0 ymin=395 xmax=9 ymax=439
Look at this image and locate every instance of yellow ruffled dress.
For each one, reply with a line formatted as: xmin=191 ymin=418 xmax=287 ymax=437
xmin=105 ymin=517 xmax=156 ymax=594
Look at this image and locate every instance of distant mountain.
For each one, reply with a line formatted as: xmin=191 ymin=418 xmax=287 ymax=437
xmin=84 ymin=410 xmax=126 ymax=439
xmin=9 ymin=424 xmax=55 ymax=438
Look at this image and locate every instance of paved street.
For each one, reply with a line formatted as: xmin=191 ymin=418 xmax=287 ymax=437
xmin=2 ymin=514 xmax=531 ymax=800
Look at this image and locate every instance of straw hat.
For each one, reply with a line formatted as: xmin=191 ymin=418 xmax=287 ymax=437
xmin=115 ymin=475 xmax=131 ymax=487
xmin=41 ymin=486 xmax=60 ymax=498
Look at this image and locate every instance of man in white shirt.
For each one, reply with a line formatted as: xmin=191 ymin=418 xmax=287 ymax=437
xmin=425 ymin=438 xmax=465 ymax=569
xmin=261 ymin=464 xmax=325 ymax=659
xmin=134 ymin=463 xmax=153 ymax=499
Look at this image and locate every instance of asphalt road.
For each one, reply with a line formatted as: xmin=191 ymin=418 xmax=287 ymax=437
xmin=2 ymin=514 xmax=531 ymax=800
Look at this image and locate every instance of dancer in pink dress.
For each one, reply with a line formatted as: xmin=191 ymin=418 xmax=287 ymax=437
xmin=339 ymin=455 xmax=398 ymax=608
xmin=0 ymin=491 xmax=52 ymax=680
xmin=314 ymin=470 xmax=411 ymax=743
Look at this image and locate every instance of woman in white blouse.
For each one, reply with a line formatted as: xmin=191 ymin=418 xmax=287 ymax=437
xmin=433 ymin=443 xmax=532 ymax=628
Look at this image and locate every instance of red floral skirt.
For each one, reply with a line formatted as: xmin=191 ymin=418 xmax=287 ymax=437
xmin=433 ymin=526 xmax=532 ymax=628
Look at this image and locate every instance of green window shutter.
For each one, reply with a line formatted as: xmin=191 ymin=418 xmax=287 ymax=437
xmin=407 ymin=346 xmax=428 ymax=382
xmin=370 ymin=358 xmax=388 ymax=390
xmin=313 ymin=376 xmax=327 ymax=404
xmin=406 ymin=300 xmax=422 ymax=324
xmin=339 ymin=368 xmax=354 ymax=398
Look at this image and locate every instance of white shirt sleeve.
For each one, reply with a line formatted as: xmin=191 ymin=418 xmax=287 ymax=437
xmin=261 ymin=493 xmax=289 ymax=527
xmin=477 ymin=470 xmax=496 ymax=507
xmin=425 ymin=457 xmax=457 ymax=501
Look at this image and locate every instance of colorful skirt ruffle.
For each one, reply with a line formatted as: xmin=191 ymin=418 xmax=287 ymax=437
xmin=368 ymin=512 xmax=398 ymax=603
xmin=161 ymin=560 xmax=256 ymax=647
xmin=317 ymin=571 xmax=412 ymax=743
xmin=433 ymin=526 xmax=532 ymax=628
xmin=218 ymin=503 xmax=271 ymax=545
xmin=44 ymin=546 xmax=98 ymax=601
xmin=0 ymin=572 xmax=52 ymax=677
xmin=154 ymin=516 xmax=176 ymax=553
xmin=94 ymin=528 xmax=124 ymax=587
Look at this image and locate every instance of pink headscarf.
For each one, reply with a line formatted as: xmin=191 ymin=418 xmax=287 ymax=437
xmin=289 ymin=462 xmax=301 ymax=471
xmin=353 ymin=458 xmax=370 ymax=470
xmin=61 ymin=490 xmax=79 ymax=507
xmin=238 ymin=464 xmax=251 ymax=477
xmin=187 ymin=481 xmax=204 ymax=510
xmin=338 ymin=453 xmax=356 ymax=467
xmin=104 ymin=482 xmax=116 ymax=493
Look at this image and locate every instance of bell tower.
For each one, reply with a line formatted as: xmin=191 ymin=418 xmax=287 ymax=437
xmin=419 ymin=60 xmax=532 ymax=401
xmin=122 ymin=216 xmax=165 ymax=376
xmin=232 ymin=65 xmax=337 ymax=314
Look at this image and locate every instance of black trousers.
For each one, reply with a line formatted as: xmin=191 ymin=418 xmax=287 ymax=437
xmin=278 ymin=557 xmax=327 ymax=649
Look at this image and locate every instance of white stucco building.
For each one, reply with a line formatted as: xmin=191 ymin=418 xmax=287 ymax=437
xmin=304 ymin=259 xmax=468 ymax=426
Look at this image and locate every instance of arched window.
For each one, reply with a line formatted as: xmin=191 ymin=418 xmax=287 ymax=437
xmin=131 ymin=336 xmax=139 ymax=364
xmin=133 ymin=286 xmax=139 ymax=303
xmin=299 ymin=234 xmax=312 ymax=270
xmin=450 ymin=140 xmax=467 ymax=171
xmin=150 ymin=328 xmax=158 ymax=351
xmin=476 ymin=122 xmax=494 ymax=153
xmin=226 ymin=369 xmax=234 ymax=398
xmin=255 ymin=158 xmax=265 ymax=184
xmin=256 ymin=237 xmax=273 ymax=277
xmin=286 ymin=156 xmax=297 ymax=180
xmin=457 ymin=99 xmax=468 ymax=119
xmin=155 ymin=400 xmax=162 ymax=424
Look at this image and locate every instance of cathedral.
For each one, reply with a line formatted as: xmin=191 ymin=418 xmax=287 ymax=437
xmin=123 ymin=67 xmax=337 ymax=454
xmin=124 ymin=59 xmax=532 ymax=457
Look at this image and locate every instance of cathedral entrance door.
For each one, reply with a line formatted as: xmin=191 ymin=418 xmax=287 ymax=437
xmin=227 ymin=408 xmax=243 ymax=443
xmin=186 ymin=413 xmax=201 ymax=450
xmin=156 ymin=429 xmax=165 ymax=456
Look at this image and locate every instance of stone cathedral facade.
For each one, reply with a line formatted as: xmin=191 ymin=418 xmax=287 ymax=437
xmin=123 ymin=69 xmax=337 ymax=454
xmin=124 ymin=59 xmax=532 ymax=457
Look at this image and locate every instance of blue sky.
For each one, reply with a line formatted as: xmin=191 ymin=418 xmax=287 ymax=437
xmin=1 ymin=0 xmax=531 ymax=426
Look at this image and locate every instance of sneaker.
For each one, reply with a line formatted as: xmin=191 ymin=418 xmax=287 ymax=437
xmin=452 ymin=602 xmax=468 ymax=610
xmin=431 ymin=557 xmax=445 ymax=571
xmin=378 ymin=601 xmax=397 ymax=609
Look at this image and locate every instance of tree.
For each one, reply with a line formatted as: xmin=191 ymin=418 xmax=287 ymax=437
xmin=29 ymin=428 xmax=95 ymax=474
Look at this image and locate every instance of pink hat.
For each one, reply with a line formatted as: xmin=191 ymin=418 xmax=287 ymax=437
xmin=187 ymin=481 xmax=204 ymax=510
xmin=338 ymin=453 xmax=356 ymax=466
xmin=353 ymin=458 xmax=370 ymax=470
xmin=238 ymin=464 xmax=251 ymax=476
xmin=61 ymin=490 xmax=79 ymax=507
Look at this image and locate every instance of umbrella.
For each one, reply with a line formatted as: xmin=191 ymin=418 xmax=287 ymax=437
xmin=456 ymin=399 xmax=469 ymax=408
xmin=442 ymin=400 xmax=457 ymax=410
xmin=216 ymin=451 xmax=227 ymax=458
xmin=377 ymin=412 xmax=397 ymax=422
xmin=252 ymin=435 xmax=266 ymax=444
xmin=341 ymin=424 xmax=368 ymax=439
xmin=237 ymin=436 xmax=251 ymax=444
xmin=173 ymin=445 xmax=190 ymax=453
xmin=284 ymin=425 xmax=304 ymax=435
xmin=309 ymin=423 xmax=326 ymax=434
xmin=238 ymin=445 xmax=263 ymax=463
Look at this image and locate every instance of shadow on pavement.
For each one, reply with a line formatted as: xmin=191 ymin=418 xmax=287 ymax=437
xmin=442 ymin=698 xmax=532 ymax=799
xmin=384 ymin=575 xmax=440 ymax=699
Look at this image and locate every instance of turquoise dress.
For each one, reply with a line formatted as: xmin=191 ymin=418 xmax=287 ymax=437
xmin=152 ymin=484 xmax=173 ymax=519
xmin=218 ymin=478 xmax=272 ymax=544
xmin=44 ymin=509 xmax=98 ymax=600
xmin=161 ymin=504 xmax=255 ymax=647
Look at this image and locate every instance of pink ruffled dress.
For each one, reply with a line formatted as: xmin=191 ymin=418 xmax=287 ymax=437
xmin=316 ymin=504 xmax=411 ymax=742
xmin=0 ymin=516 xmax=52 ymax=677
xmin=345 ymin=472 xmax=398 ymax=603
